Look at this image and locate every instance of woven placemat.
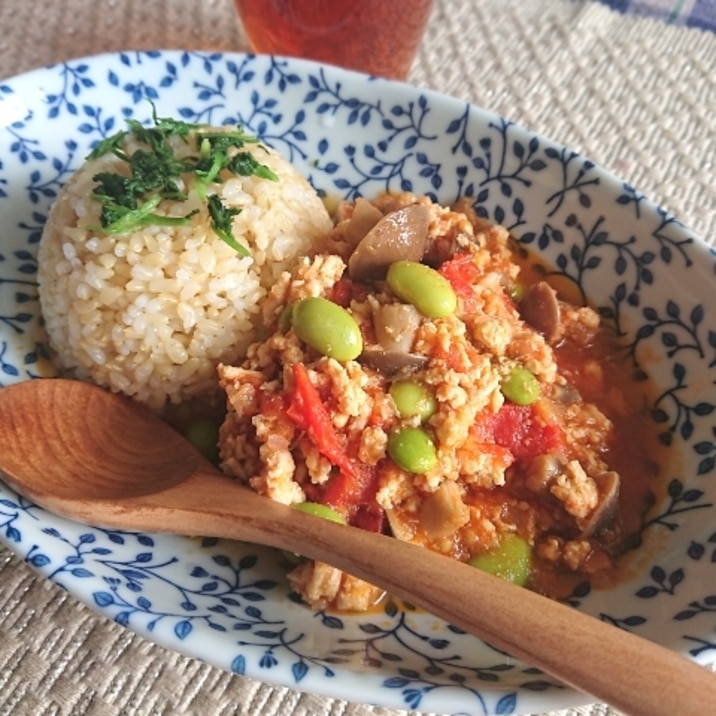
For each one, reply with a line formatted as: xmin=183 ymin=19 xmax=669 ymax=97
xmin=0 ymin=1 xmax=714 ymax=715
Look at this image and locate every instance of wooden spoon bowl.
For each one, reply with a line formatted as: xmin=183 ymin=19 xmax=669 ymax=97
xmin=0 ymin=378 xmax=714 ymax=716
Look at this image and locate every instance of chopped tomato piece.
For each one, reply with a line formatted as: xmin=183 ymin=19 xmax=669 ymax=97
xmin=473 ymin=404 xmax=565 ymax=463
xmin=287 ymin=362 xmax=381 ymax=524
xmin=286 ymin=362 xmax=361 ymax=480
xmin=322 ymin=466 xmax=378 ymax=512
xmin=351 ymin=503 xmax=387 ymax=533
xmin=439 ymin=253 xmax=480 ymax=312
xmin=330 ymin=278 xmax=354 ymax=307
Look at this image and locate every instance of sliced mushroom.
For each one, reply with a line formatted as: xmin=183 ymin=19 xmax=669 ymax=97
xmin=519 ymin=281 xmax=563 ymax=344
xmin=360 ymin=302 xmax=425 ymax=376
xmin=372 ymin=302 xmax=422 ymax=353
xmin=551 ymin=382 xmax=581 ymax=405
xmin=342 ymin=197 xmax=384 ymax=250
xmin=348 ymin=204 xmax=430 ymax=281
xmin=418 ymin=480 xmax=470 ymax=539
xmin=386 ymin=508 xmax=416 ymax=542
xmin=523 ymin=454 xmax=563 ymax=494
xmin=578 ymin=471 xmax=620 ymax=538
xmin=359 ymin=348 xmax=428 ymax=376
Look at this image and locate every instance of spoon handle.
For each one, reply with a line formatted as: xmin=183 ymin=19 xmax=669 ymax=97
xmin=56 ymin=468 xmax=716 ymax=716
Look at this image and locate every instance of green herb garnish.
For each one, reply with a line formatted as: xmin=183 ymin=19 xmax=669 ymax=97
xmin=87 ymin=105 xmax=278 ymax=255
xmin=228 ymin=151 xmax=279 ymax=181
xmin=87 ymin=129 xmax=130 ymax=161
xmin=96 ymin=193 xmax=199 ymax=235
xmin=207 ymin=195 xmax=249 ymax=257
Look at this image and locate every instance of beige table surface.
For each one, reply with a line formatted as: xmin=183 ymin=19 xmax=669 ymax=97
xmin=0 ymin=1 xmax=715 ymax=715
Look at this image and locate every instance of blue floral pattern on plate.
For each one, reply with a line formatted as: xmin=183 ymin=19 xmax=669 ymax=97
xmin=1 ymin=51 xmax=715 ymax=715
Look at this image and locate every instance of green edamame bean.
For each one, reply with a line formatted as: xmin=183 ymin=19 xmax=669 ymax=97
xmin=283 ymin=503 xmax=346 ymax=564
xmin=508 ymin=281 xmax=525 ymax=303
xmin=389 ymin=380 xmax=436 ymax=422
xmin=291 ymin=296 xmax=363 ymax=361
xmin=278 ymin=303 xmax=294 ymax=333
xmin=185 ymin=419 xmax=220 ymax=463
xmin=386 ymin=261 xmax=457 ymax=318
xmin=501 ymin=365 xmax=541 ymax=405
xmin=281 ymin=550 xmax=303 ymax=566
xmin=387 ymin=426 xmax=438 ymax=474
xmin=292 ymin=502 xmax=346 ymax=524
xmin=468 ymin=533 xmax=532 ymax=586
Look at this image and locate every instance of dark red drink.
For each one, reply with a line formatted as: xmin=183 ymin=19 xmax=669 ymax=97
xmin=234 ymin=0 xmax=435 ymax=79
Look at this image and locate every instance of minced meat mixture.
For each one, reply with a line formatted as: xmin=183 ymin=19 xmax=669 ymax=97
xmin=217 ymin=192 xmax=659 ymax=612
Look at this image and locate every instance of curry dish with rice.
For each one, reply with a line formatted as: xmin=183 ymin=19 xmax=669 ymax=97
xmin=36 ymin=117 xmax=666 ymax=613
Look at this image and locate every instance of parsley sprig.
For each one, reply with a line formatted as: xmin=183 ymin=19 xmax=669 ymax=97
xmin=87 ymin=106 xmax=278 ymax=255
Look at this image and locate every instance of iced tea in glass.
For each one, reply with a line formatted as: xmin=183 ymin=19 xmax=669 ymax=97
xmin=234 ymin=0 xmax=435 ymax=80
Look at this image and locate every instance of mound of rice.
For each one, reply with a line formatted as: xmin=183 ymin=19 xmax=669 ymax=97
xmin=38 ymin=134 xmax=332 ymax=411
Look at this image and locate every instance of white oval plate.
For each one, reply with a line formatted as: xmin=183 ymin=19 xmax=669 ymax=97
xmin=1 ymin=51 xmax=715 ymax=715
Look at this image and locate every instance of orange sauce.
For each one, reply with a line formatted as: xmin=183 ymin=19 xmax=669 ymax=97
xmin=512 ymin=250 xmax=670 ymax=597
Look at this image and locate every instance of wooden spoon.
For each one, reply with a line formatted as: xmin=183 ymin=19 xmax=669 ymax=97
xmin=0 ymin=378 xmax=714 ymax=716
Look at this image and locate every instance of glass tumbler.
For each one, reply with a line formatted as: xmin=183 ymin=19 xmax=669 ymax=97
xmin=234 ymin=0 xmax=436 ymax=80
